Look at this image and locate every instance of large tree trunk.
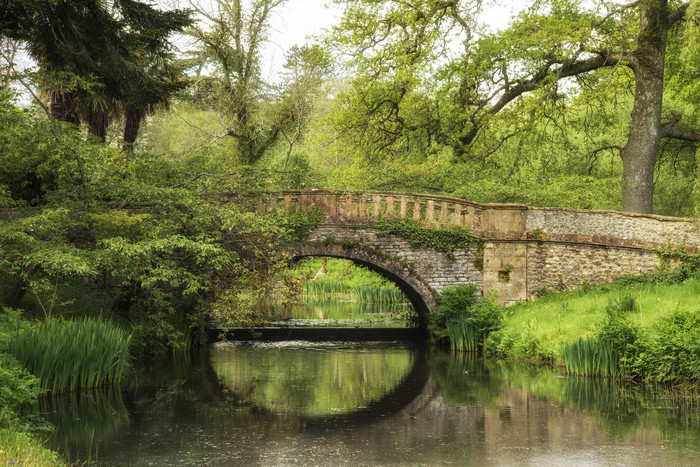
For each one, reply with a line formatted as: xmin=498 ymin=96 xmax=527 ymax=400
xmin=122 ymin=104 xmax=146 ymax=153
xmin=87 ymin=111 xmax=109 ymax=142
xmin=620 ymin=1 xmax=669 ymax=214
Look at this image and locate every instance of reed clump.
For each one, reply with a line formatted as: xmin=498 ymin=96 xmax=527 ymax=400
xmin=353 ymin=285 xmax=406 ymax=304
xmin=432 ymin=285 xmax=503 ymax=352
xmin=563 ymin=337 xmax=619 ymax=378
xmin=563 ymin=300 xmax=640 ymax=379
xmin=7 ymin=318 xmax=130 ymax=393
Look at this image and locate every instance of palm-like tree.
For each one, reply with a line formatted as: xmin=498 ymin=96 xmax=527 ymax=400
xmin=1 ymin=0 xmax=191 ymax=149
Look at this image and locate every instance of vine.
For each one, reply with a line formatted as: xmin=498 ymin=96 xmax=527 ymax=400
xmin=376 ymin=217 xmax=483 ymax=260
xmin=283 ymin=205 xmax=325 ymax=242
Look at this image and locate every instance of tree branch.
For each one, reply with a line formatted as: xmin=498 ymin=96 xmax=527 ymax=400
xmin=668 ymin=2 xmax=691 ymax=26
xmin=661 ymin=126 xmax=700 ymax=143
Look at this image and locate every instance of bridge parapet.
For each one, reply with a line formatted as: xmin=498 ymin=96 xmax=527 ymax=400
xmin=261 ymin=190 xmax=533 ymax=239
xmin=251 ymin=190 xmax=699 ymax=308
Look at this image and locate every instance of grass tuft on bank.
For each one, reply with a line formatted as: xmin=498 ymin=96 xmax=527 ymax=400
xmin=0 ymin=428 xmax=65 ymax=466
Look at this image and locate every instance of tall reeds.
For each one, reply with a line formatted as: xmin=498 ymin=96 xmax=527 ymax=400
xmin=7 ymin=318 xmax=130 ymax=393
xmin=353 ymin=285 xmax=406 ymax=303
xmin=303 ymin=278 xmax=408 ymax=303
xmin=445 ymin=320 xmax=480 ymax=352
xmin=304 ymin=278 xmax=349 ymax=295
xmin=563 ymin=337 xmax=619 ymax=378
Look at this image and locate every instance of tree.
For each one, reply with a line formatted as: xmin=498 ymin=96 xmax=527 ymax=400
xmin=0 ymin=0 xmax=191 ymax=148
xmin=185 ymin=0 xmax=287 ymax=165
xmin=278 ymin=44 xmax=332 ymax=169
xmin=330 ymin=0 xmax=700 ymax=214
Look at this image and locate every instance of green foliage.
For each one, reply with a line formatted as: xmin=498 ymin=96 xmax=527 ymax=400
xmin=0 ymin=353 xmax=41 ymax=430
xmin=282 ymin=205 xmax=325 ymax=241
xmin=633 ymin=310 xmax=700 ymax=386
xmin=432 ymin=285 xmax=503 ymax=352
xmin=376 ymin=217 xmax=482 ymax=259
xmin=7 ymin=318 xmax=130 ymax=393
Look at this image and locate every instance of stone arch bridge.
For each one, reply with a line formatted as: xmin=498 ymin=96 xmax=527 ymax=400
xmin=252 ymin=190 xmax=699 ymax=326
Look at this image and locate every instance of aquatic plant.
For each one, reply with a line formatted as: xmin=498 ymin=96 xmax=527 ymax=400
xmin=563 ymin=337 xmax=619 ymax=378
xmin=7 ymin=318 xmax=130 ymax=393
xmin=432 ymin=285 xmax=503 ymax=352
xmin=352 ymin=285 xmax=406 ymax=304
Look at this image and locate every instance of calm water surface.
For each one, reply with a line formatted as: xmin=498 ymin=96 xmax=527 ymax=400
xmin=43 ymin=341 xmax=700 ymax=466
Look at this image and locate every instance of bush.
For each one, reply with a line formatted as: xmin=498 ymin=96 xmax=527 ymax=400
xmin=0 ymin=353 xmax=41 ymax=429
xmin=633 ymin=309 xmax=700 ymax=385
xmin=431 ymin=285 xmax=503 ymax=352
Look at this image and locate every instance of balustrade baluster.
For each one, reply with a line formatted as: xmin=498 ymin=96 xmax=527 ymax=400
xmin=372 ymin=195 xmax=382 ymax=219
xmin=359 ymin=195 xmax=368 ymax=220
xmin=439 ymin=202 xmax=448 ymax=225
xmin=452 ymin=204 xmax=462 ymax=226
xmin=426 ymin=200 xmax=435 ymax=226
xmin=413 ymin=198 xmax=421 ymax=221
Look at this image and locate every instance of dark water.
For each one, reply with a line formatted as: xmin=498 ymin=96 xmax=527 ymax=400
xmin=43 ymin=341 xmax=700 ymax=466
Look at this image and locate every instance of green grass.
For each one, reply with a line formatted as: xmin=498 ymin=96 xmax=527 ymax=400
xmin=486 ymin=276 xmax=700 ymax=366
xmin=7 ymin=318 xmax=130 ymax=393
xmin=0 ymin=428 xmax=65 ymax=466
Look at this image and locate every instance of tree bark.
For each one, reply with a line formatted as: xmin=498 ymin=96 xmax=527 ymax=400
xmin=122 ymin=104 xmax=146 ymax=153
xmin=87 ymin=111 xmax=109 ymax=143
xmin=620 ymin=0 xmax=669 ymax=214
xmin=49 ymin=91 xmax=80 ymax=125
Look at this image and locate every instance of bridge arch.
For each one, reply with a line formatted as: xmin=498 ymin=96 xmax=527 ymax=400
xmin=293 ymin=242 xmax=437 ymax=328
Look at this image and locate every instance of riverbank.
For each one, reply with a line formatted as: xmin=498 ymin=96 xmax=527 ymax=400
xmin=484 ymin=273 xmax=700 ymax=385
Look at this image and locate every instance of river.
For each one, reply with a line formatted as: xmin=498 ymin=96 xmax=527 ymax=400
xmin=42 ymin=340 xmax=700 ymax=466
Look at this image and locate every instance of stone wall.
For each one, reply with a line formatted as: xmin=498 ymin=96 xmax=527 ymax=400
xmin=259 ymin=190 xmax=699 ymax=309
xmin=304 ymin=226 xmax=482 ymax=296
xmin=527 ymin=208 xmax=700 ymax=250
xmin=525 ymin=242 xmax=660 ymax=296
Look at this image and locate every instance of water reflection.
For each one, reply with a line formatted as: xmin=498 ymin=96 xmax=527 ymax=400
xmin=210 ymin=342 xmax=424 ymax=419
xmin=44 ymin=344 xmax=700 ymax=466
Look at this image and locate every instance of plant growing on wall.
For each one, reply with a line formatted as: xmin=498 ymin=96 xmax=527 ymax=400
xmin=376 ymin=217 xmax=483 ymax=260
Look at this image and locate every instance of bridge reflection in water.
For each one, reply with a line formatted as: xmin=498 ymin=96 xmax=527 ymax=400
xmin=43 ymin=343 xmax=700 ymax=466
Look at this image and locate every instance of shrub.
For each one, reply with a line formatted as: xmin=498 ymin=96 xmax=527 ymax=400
xmin=7 ymin=318 xmax=130 ymax=393
xmin=0 ymin=353 xmax=41 ymax=429
xmin=633 ymin=309 xmax=700 ymax=385
xmin=431 ymin=285 xmax=503 ymax=352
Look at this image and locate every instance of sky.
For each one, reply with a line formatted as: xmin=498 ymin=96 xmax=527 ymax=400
xmin=262 ymin=0 xmax=342 ymax=81
xmin=259 ymin=0 xmax=517 ymax=81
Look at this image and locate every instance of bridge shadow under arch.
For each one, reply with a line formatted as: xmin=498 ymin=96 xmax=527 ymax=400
xmin=293 ymin=242 xmax=437 ymax=328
